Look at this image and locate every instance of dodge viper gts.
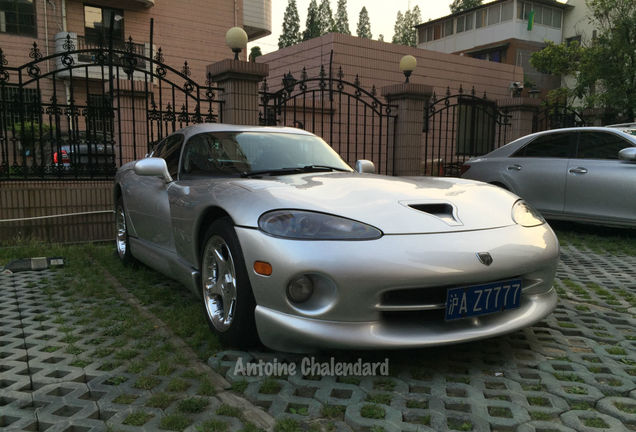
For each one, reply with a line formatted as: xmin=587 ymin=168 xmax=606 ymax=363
xmin=114 ymin=123 xmax=558 ymax=352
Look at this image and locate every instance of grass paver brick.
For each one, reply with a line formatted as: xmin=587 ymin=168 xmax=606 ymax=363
xmin=1 ymin=225 xmax=636 ymax=431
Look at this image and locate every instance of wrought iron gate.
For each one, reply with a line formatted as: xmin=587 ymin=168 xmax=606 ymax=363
xmin=0 ymin=34 xmax=222 ymax=180
xmin=423 ymin=87 xmax=511 ymax=177
xmin=533 ymin=104 xmax=586 ymax=132
xmin=259 ymin=65 xmax=397 ymax=175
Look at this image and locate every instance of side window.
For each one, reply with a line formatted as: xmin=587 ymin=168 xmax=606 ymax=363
xmin=513 ymin=133 xmax=574 ymax=158
xmin=576 ymin=131 xmax=631 ymax=160
xmin=149 ymin=138 xmax=166 ymax=157
xmin=156 ymin=134 xmax=184 ymax=178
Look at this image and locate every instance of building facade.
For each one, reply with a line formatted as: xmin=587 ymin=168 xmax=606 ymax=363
xmin=415 ymin=0 xmax=574 ymax=97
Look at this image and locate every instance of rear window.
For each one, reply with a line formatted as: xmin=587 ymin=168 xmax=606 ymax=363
xmin=513 ymin=132 xmax=575 ymax=158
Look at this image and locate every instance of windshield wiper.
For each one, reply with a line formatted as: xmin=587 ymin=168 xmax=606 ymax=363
xmin=241 ymin=165 xmax=350 ymax=178
xmin=302 ymin=165 xmax=351 ymax=172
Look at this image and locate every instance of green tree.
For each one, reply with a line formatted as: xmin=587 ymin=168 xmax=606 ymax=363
xmin=318 ymin=0 xmax=334 ymax=35
xmin=403 ymin=5 xmax=421 ymax=46
xmin=530 ymin=0 xmax=635 ymax=121
xmin=333 ymin=0 xmax=351 ymax=34
xmin=278 ymin=0 xmax=301 ymax=48
xmin=378 ymin=34 xmax=384 ymax=42
xmin=392 ymin=6 xmax=421 ymax=46
xmin=449 ymin=0 xmax=482 ymax=14
xmin=249 ymin=46 xmax=262 ymax=62
xmin=392 ymin=11 xmax=404 ymax=44
xmin=356 ymin=6 xmax=372 ymax=39
xmin=303 ymin=0 xmax=321 ymax=41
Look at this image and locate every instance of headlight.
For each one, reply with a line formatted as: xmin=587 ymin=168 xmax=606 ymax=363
xmin=512 ymin=200 xmax=545 ymax=227
xmin=258 ymin=210 xmax=382 ymax=240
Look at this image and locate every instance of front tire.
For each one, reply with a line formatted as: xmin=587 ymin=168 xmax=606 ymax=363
xmin=200 ymin=218 xmax=258 ymax=348
xmin=115 ymin=197 xmax=134 ymax=265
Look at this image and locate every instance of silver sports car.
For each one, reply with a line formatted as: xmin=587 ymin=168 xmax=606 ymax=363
xmin=114 ymin=123 xmax=559 ymax=353
xmin=462 ymin=127 xmax=636 ymax=227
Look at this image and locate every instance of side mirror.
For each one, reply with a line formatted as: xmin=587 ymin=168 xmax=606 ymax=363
xmin=355 ymin=159 xmax=375 ymax=174
xmin=619 ymin=147 xmax=636 ymax=162
xmin=134 ymin=157 xmax=173 ymax=182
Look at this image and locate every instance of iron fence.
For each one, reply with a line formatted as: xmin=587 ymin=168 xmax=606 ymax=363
xmin=423 ymin=86 xmax=511 ymax=177
xmin=259 ymin=64 xmax=397 ymax=175
xmin=0 ymin=34 xmax=222 ymax=180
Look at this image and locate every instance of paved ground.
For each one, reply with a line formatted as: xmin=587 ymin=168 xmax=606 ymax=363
xmin=1 ymin=244 xmax=635 ymax=431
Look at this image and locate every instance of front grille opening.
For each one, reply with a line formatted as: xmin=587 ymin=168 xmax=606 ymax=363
xmin=381 ymin=287 xmax=447 ymax=307
xmin=382 ymin=309 xmax=445 ymax=323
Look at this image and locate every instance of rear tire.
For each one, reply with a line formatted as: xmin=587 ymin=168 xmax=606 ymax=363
xmin=200 ymin=217 xmax=258 ymax=348
xmin=115 ymin=197 xmax=134 ymax=265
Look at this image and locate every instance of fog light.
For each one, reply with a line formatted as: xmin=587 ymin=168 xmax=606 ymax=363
xmin=287 ymin=275 xmax=314 ymax=303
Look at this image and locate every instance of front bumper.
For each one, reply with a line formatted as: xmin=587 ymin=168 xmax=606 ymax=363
xmin=255 ymin=289 xmax=557 ymax=352
xmin=236 ymin=224 xmax=559 ymax=352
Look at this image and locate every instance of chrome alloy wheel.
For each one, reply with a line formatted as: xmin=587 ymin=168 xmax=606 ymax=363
xmin=116 ymin=205 xmax=127 ymax=258
xmin=202 ymin=235 xmax=237 ymax=332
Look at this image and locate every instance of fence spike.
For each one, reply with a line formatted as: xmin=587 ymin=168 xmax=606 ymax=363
xmin=181 ymin=60 xmax=191 ymax=77
xmin=125 ymin=36 xmax=135 ymax=53
xmin=471 ymin=86 xmax=476 ymax=96
xmin=337 ymin=66 xmax=344 ymax=80
xmin=29 ymin=42 xmax=42 ymax=60
xmin=445 ymin=86 xmax=451 ymax=97
xmin=63 ymin=33 xmax=75 ymax=51
xmin=301 ymin=67 xmax=308 ymax=81
xmin=458 ymin=84 xmax=463 ymax=94
xmin=154 ymin=47 xmax=165 ymax=63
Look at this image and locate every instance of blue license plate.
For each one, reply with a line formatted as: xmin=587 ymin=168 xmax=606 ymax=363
xmin=445 ymin=279 xmax=522 ymax=321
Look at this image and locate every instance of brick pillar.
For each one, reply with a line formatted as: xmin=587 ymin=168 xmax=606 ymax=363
xmin=381 ymin=83 xmax=432 ymax=176
xmin=497 ymin=97 xmax=541 ymax=141
xmin=207 ymin=59 xmax=269 ymax=125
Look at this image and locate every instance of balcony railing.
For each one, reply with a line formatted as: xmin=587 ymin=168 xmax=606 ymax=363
xmin=54 ymin=32 xmax=150 ymax=80
xmin=76 ymin=35 xmax=147 ymax=69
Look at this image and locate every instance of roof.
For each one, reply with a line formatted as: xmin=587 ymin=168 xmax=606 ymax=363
xmin=173 ymin=123 xmax=315 ymax=140
xmin=415 ymin=0 xmax=571 ymax=29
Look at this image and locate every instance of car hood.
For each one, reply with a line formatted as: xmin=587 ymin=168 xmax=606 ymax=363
xmin=216 ymin=172 xmax=519 ymax=234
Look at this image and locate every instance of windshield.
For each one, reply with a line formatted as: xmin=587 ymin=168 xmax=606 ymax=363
xmin=180 ymin=131 xmax=352 ymax=178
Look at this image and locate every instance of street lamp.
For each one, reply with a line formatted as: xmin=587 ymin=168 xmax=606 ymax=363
xmin=226 ymin=27 xmax=248 ymax=60
xmin=399 ymin=55 xmax=417 ymax=83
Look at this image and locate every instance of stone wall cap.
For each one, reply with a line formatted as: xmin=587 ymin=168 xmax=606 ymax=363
xmin=381 ymin=83 xmax=433 ymax=99
xmin=496 ymin=97 xmax=542 ymax=109
xmin=207 ymin=59 xmax=269 ymax=81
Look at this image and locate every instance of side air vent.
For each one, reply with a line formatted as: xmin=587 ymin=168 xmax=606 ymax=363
xmin=408 ymin=203 xmax=460 ymax=225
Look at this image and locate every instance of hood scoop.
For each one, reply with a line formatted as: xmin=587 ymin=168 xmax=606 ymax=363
xmin=408 ymin=203 xmax=462 ymax=226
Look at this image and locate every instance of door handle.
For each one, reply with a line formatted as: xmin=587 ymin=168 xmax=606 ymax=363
xmin=569 ymin=167 xmax=588 ymax=174
xmin=507 ymin=164 xmax=522 ymax=171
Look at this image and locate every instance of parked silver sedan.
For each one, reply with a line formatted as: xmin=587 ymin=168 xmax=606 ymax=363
xmin=462 ymin=127 xmax=636 ymax=228
xmin=114 ymin=123 xmax=558 ymax=353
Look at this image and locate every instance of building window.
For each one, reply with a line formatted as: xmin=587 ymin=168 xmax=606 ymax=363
xmin=501 ymin=1 xmax=513 ymax=21
xmin=487 ymin=5 xmax=500 ymax=25
xmin=1 ymin=85 xmax=41 ymax=124
xmin=465 ymin=12 xmax=474 ymax=30
xmin=472 ymin=48 xmax=504 ymax=63
xmin=84 ymin=4 xmax=124 ymax=45
xmin=566 ymin=35 xmax=581 ymax=45
xmin=443 ymin=19 xmax=454 ymax=37
xmin=86 ymin=94 xmax=113 ymax=136
xmin=0 ymin=0 xmax=36 ymax=37
xmin=518 ymin=2 xmax=562 ymax=29
xmin=476 ymin=9 xmax=486 ymax=28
